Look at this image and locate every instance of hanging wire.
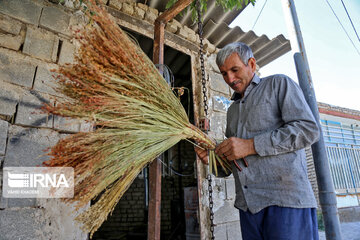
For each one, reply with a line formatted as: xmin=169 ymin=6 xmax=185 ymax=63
xmin=340 ymin=0 xmax=360 ymax=42
xmin=251 ymin=0 xmax=268 ymax=30
xmin=125 ymin=31 xmax=140 ymax=47
xmin=157 ymin=155 xmax=194 ymax=177
xmin=155 ymin=64 xmax=175 ymax=87
xmin=325 ymin=0 xmax=360 ymax=56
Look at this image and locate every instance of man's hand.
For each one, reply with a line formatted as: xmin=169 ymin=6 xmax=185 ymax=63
xmin=215 ymin=137 xmax=256 ymax=161
xmin=194 ymin=146 xmax=209 ymax=165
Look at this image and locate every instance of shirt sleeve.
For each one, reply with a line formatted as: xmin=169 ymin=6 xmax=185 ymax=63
xmin=253 ymin=75 xmax=320 ymax=157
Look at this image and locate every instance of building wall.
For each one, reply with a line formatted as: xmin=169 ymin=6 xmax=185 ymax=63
xmin=303 ymin=102 xmax=360 ymax=212
xmin=93 ymin=178 xmax=174 ymax=239
xmin=0 ymin=1 xmax=220 ymax=239
xmin=93 ymin=141 xmax=198 ymax=239
xmin=0 ymin=0 xmax=91 ymax=239
xmin=319 ymin=107 xmax=360 ymax=208
xmin=198 ymin=54 xmax=243 ymax=239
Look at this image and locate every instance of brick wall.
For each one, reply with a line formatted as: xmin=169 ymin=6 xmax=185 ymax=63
xmin=93 ymin=178 xmax=148 ymax=239
xmin=93 ymin=140 xmax=198 ymax=239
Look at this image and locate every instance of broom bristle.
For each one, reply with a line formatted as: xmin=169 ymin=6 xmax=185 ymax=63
xmin=43 ymin=1 xmax=229 ymax=236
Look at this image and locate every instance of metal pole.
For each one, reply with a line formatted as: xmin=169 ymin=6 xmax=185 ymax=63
xmin=294 ymin=53 xmax=342 ymax=240
xmin=281 ymin=0 xmax=342 ymax=239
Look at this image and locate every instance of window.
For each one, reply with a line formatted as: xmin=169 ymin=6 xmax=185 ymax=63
xmin=321 ymin=119 xmax=360 ymax=192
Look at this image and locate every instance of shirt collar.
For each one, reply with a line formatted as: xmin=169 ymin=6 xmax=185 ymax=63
xmin=231 ymin=74 xmax=261 ymax=101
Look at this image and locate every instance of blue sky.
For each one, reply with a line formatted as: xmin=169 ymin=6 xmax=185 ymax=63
xmin=230 ymin=0 xmax=360 ymax=111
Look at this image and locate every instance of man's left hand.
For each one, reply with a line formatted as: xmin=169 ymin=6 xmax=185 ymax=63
xmin=215 ymin=137 xmax=256 ymax=161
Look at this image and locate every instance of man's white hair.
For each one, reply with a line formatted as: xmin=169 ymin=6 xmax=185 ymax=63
xmin=216 ymin=42 xmax=254 ymax=67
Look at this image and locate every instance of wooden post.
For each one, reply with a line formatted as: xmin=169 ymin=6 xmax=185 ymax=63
xmin=148 ymin=1 xmax=193 ymax=239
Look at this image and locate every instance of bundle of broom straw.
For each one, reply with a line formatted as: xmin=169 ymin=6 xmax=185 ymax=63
xmin=43 ymin=1 xmax=231 ymax=237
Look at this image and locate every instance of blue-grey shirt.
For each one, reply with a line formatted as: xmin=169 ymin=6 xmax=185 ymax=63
xmin=225 ymin=74 xmax=320 ymax=213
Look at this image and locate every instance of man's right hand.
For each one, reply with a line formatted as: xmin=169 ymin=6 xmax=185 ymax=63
xmin=194 ymin=146 xmax=209 ymax=165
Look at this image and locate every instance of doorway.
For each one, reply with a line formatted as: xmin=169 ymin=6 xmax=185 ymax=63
xmin=92 ymin=27 xmax=199 ymax=240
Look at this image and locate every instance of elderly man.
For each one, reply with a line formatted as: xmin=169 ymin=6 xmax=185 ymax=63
xmin=195 ymin=42 xmax=320 ymax=240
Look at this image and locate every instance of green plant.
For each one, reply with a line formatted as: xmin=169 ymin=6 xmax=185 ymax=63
xmin=166 ymin=0 xmax=256 ymax=22
xmin=317 ymin=210 xmax=325 ymax=231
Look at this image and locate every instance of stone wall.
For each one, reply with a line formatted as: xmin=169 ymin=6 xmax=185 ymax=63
xmin=201 ymin=54 xmax=242 ymax=239
xmin=106 ymin=0 xmax=217 ymax=55
xmin=0 ymin=0 xmax=89 ymax=239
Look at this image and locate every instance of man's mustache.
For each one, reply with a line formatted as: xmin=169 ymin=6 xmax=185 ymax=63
xmin=230 ymin=80 xmax=242 ymax=87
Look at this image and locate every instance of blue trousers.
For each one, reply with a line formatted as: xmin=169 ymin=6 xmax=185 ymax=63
xmin=239 ymin=206 xmax=319 ymax=240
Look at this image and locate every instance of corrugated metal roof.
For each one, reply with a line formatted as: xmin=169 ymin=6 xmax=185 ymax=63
xmin=136 ymin=0 xmax=291 ymax=68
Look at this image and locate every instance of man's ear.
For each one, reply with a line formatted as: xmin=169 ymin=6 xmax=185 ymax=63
xmin=248 ymin=58 xmax=257 ymax=72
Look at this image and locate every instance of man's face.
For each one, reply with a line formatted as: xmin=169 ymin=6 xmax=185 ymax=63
xmin=219 ymin=52 xmax=256 ymax=96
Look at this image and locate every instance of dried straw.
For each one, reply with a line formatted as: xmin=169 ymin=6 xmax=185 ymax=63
xmin=42 ymin=1 xmax=230 ymax=237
